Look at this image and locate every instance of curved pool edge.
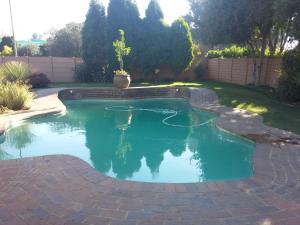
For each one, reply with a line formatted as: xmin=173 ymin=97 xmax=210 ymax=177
xmin=1 ymin=86 xmax=300 ymax=185
xmin=0 ymin=88 xmax=66 ymax=136
xmin=0 ymin=86 xmax=300 ymax=225
xmin=1 ymin=87 xmax=300 ymax=225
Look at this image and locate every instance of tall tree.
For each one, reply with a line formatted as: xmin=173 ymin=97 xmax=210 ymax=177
xmin=82 ymin=0 xmax=107 ymax=82
xmin=48 ymin=23 xmax=82 ymax=57
xmin=107 ymin=0 xmax=141 ymax=74
xmin=145 ymin=0 xmax=164 ymax=21
xmin=138 ymin=0 xmax=170 ymax=75
xmin=169 ymin=18 xmax=194 ymax=74
xmin=170 ymin=18 xmax=194 ymax=74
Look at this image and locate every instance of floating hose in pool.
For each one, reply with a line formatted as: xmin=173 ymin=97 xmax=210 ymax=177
xmin=105 ymin=106 xmax=215 ymax=128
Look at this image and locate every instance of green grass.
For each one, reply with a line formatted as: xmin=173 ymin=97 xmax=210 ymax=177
xmin=50 ymin=81 xmax=300 ymax=134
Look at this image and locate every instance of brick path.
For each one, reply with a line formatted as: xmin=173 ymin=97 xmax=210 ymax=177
xmin=0 ymin=87 xmax=300 ymax=225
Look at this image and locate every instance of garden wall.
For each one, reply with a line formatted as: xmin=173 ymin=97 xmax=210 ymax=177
xmin=207 ymin=58 xmax=282 ymax=88
xmin=0 ymin=56 xmax=83 ymax=82
xmin=1 ymin=56 xmax=282 ymax=87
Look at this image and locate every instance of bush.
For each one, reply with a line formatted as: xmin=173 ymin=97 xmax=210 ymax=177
xmin=26 ymin=73 xmax=50 ymax=88
xmin=194 ymin=64 xmax=207 ymax=79
xmin=0 ymin=61 xmax=31 ymax=83
xmin=206 ymin=45 xmax=250 ymax=58
xmin=169 ymin=18 xmax=194 ymax=74
xmin=18 ymin=45 xmax=40 ymax=56
xmin=0 ymin=82 xmax=34 ymax=110
xmin=278 ymin=49 xmax=300 ymax=102
xmin=206 ymin=45 xmax=283 ymax=59
xmin=75 ymin=64 xmax=88 ymax=82
xmin=1 ymin=46 xmax=13 ymax=56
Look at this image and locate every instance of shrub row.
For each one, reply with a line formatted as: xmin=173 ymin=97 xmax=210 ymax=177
xmin=206 ymin=45 xmax=283 ymax=59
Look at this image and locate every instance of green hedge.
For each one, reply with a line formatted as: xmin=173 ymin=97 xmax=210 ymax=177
xmin=278 ymin=48 xmax=300 ymax=102
xmin=206 ymin=45 xmax=283 ymax=59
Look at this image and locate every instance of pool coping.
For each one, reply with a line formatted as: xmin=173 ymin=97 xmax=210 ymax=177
xmin=1 ymin=86 xmax=299 ymax=145
xmin=0 ymin=87 xmax=300 ymax=225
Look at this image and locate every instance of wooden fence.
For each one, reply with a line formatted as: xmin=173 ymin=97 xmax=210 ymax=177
xmin=0 ymin=56 xmax=282 ymax=87
xmin=0 ymin=56 xmax=83 ymax=82
xmin=207 ymin=58 xmax=282 ymax=88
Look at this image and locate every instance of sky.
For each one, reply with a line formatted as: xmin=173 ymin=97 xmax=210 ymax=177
xmin=0 ymin=0 xmax=190 ymax=40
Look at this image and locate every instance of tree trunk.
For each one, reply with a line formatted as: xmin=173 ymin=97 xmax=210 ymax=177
xmin=256 ymin=37 xmax=267 ymax=86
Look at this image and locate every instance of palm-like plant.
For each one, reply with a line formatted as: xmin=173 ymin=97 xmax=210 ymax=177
xmin=113 ymin=29 xmax=131 ymax=74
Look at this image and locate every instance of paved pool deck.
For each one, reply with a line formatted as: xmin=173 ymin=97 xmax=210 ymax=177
xmin=0 ymin=87 xmax=300 ymax=225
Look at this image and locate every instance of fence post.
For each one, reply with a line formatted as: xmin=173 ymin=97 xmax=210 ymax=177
xmin=264 ymin=58 xmax=270 ymax=85
xmin=217 ymin=58 xmax=220 ymax=81
xmin=50 ymin=56 xmax=54 ymax=82
xmin=245 ymin=58 xmax=249 ymax=85
xmin=230 ymin=58 xmax=234 ymax=83
xmin=74 ymin=57 xmax=77 ymax=81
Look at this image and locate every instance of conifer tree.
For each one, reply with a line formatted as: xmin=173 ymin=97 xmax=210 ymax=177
xmin=82 ymin=0 xmax=107 ymax=82
xmin=107 ymin=0 xmax=141 ymax=74
xmin=169 ymin=18 xmax=194 ymax=74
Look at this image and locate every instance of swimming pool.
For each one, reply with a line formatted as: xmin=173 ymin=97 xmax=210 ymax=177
xmin=0 ymin=99 xmax=254 ymax=183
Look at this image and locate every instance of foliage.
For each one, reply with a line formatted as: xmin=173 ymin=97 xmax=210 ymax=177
xmin=0 ymin=82 xmax=34 ymax=110
xmin=18 ymin=44 xmax=40 ymax=56
xmin=48 ymin=23 xmax=82 ymax=57
xmin=206 ymin=45 xmax=249 ymax=58
xmin=26 ymin=73 xmax=50 ymax=88
xmin=0 ymin=61 xmax=31 ymax=83
xmin=169 ymin=18 xmax=194 ymax=74
xmin=107 ymin=0 xmax=141 ymax=73
xmin=39 ymin=44 xmax=50 ymax=56
xmin=114 ymin=69 xmax=129 ymax=76
xmin=278 ymin=49 xmax=300 ymax=102
xmin=187 ymin=0 xmax=300 ymax=85
xmin=113 ymin=29 xmax=131 ymax=72
xmin=0 ymin=36 xmax=14 ymax=52
xmin=206 ymin=45 xmax=284 ymax=59
xmin=82 ymin=0 xmax=107 ymax=82
xmin=145 ymin=0 xmax=164 ymax=21
xmin=194 ymin=64 xmax=207 ymax=79
xmin=75 ymin=63 xmax=88 ymax=82
xmin=1 ymin=46 xmax=13 ymax=56
xmin=138 ymin=0 xmax=170 ymax=75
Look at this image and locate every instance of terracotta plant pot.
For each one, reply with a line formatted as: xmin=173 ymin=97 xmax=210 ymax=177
xmin=113 ymin=75 xmax=131 ymax=89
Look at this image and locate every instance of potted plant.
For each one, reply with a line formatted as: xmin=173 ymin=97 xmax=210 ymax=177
xmin=113 ymin=29 xmax=132 ymax=89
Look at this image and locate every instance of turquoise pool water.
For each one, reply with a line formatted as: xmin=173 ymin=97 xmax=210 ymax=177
xmin=0 ymin=99 xmax=254 ymax=183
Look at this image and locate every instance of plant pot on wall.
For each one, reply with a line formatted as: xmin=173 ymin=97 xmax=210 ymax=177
xmin=114 ymin=74 xmax=131 ymax=89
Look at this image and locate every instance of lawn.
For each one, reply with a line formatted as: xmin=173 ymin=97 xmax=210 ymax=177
xmin=50 ymin=81 xmax=300 ymax=134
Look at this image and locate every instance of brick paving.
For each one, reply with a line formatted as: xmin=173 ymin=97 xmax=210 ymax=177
xmin=0 ymin=87 xmax=300 ymax=225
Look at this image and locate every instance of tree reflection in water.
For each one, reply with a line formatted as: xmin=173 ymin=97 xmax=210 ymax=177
xmin=0 ymin=99 xmax=254 ymax=182
xmin=6 ymin=123 xmax=35 ymax=158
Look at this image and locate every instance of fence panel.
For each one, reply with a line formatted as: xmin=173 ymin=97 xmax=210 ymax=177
xmin=0 ymin=56 xmax=77 ymax=82
xmin=207 ymin=57 xmax=282 ymax=88
xmin=0 ymin=56 xmax=282 ymax=87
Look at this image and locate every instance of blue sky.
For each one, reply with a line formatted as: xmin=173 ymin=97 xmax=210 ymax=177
xmin=0 ymin=0 xmax=190 ymax=40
